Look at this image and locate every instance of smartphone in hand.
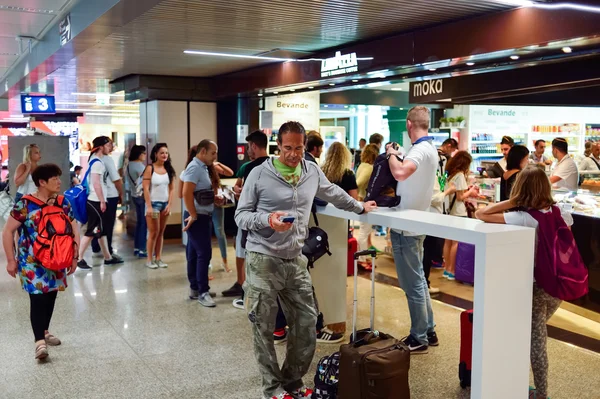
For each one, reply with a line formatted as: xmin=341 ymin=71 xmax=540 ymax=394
xmin=280 ymin=216 xmax=295 ymax=223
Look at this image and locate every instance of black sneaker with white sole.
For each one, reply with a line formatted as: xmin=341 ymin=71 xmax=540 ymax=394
xmin=104 ymin=256 xmax=125 ymax=265
xmin=402 ymin=335 xmax=428 ymax=354
xmin=316 ymin=328 xmax=344 ymax=344
xmin=427 ymin=331 xmax=439 ymax=347
xmin=222 ymin=282 xmax=244 ymax=297
xmin=77 ymin=259 xmax=92 ymax=270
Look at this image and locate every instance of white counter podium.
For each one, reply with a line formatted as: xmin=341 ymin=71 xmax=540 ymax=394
xmin=311 ymin=205 xmax=535 ymax=399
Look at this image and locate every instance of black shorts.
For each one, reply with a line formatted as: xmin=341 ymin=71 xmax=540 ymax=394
xmin=85 ymin=201 xmax=108 ymax=237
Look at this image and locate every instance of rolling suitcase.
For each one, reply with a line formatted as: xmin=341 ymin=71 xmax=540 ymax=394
xmin=459 ymin=309 xmax=474 ymax=388
xmin=455 ymin=243 xmax=475 ymax=285
xmin=338 ymin=250 xmax=411 ymax=399
xmin=347 ymin=237 xmax=358 ymax=276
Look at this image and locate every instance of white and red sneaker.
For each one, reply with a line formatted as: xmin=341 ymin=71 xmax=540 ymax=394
xmin=290 ymin=386 xmax=314 ymax=398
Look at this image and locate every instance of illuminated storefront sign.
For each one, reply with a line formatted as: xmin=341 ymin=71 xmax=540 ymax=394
xmin=321 ymin=52 xmax=358 ymax=77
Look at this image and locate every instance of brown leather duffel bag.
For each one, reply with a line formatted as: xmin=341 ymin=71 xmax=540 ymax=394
xmin=338 ymin=331 xmax=410 ymax=399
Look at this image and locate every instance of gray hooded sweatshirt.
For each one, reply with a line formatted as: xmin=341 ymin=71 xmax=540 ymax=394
xmin=235 ymin=158 xmax=364 ymax=260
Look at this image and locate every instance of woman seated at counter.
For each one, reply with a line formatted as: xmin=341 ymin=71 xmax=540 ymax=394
xmin=500 ymin=145 xmax=530 ymax=201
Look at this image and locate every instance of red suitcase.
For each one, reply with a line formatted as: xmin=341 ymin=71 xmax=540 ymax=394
xmin=347 ymin=237 xmax=358 ymax=276
xmin=459 ymin=309 xmax=473 ymax=388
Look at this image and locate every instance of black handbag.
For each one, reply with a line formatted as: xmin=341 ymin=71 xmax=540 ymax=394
xmin=302 ymin=209 xmax=331 ymax=268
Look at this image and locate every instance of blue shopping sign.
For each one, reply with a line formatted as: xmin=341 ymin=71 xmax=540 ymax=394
xmin=20 ymin=95 xmax=56 ymax=114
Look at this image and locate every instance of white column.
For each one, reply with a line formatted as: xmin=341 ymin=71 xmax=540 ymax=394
xmin=139 ymin=100 xmax=216 ymax=236
xmin=471 ymin=230 xmax=534 ymax=399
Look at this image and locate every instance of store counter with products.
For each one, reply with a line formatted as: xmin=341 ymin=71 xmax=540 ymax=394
xmin=463 ymin=173 xmax=600 ymax=315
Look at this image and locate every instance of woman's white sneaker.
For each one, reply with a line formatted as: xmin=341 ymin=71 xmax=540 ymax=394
xmin=155 ymin=260 xmax=168 ymax=268
xmin=146 ymin=261 xmax=158 ymax=269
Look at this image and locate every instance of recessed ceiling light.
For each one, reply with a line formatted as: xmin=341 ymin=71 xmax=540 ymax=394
xmin=290 ymin=89 xmax=295 ymax=92
xmin=399 ymin=108 xmax=404 ymax=110
xmin=429 ymin=68 xmax=437 ymax=71
xmin=562 ymin=46 xmax=572 ymax=53
xmin=352 ymin=79 xmax=359 ymax=82
xmin=391 ymin=88 xmax=403 ymax=91
xmin=184 ymin=50 xmax=295 ymax=62
xmin=466 ymin=62 xmax=475 ymax=66
xmin=273 ymin=91 xmax=279 ymax=94
xmin=510 ymin=55 xmax=520 ymax=60
xmin=258 ymin=93 xmax=263 ymax=97
xmin=329 ymin=83 xmax=335 ymax=86
xmin=308 ymin=86 xmax=314 ymax=89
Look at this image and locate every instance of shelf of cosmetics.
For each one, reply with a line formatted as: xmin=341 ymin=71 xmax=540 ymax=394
xmin=466 ymin=173 xmax=600 ymax=218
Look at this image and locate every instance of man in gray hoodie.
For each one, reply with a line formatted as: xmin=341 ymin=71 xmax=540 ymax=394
xmin=235 ymin=121 xmax=376 ymax=399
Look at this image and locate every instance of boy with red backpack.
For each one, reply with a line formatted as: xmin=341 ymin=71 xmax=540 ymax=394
xmin=2 ymin=164 xmax=79 ymax=361
xmin=475 ymin=165 xmax=588 ymax=399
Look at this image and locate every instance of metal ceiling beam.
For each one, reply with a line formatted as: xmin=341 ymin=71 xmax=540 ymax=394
xmin=0 ymin=0 xmax=164 ymax=99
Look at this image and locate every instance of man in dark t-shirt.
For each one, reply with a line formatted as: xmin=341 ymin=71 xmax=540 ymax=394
xmin=223 ymin=130 xmax=270 ymax=308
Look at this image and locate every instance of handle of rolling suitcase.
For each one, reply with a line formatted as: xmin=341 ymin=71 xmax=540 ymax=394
xmin=352 ymin=249 xmax=377 ymax=343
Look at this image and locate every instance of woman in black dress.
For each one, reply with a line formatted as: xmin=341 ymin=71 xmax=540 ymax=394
xmin=500 ymin=145 xmax=530 ymax=201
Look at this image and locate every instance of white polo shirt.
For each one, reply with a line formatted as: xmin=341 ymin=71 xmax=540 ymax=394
xmin=551 ymin=155 xmax=578 ymax=191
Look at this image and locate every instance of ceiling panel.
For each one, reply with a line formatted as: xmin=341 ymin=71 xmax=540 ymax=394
xmin=0 ymin=0 xmax=68 ymax=10
xmin=40 ymin=0 xmax=515 ymax=97
xmin=17 ymin=0 xmax=517 ymax=110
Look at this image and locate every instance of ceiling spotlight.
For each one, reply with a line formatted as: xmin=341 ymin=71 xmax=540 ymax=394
xmin=352 ymin=79 xmax=359 ymax=83
xmin=510 ymin=55 xmax=520 ymax=60
xmin=290 ymin=89 xmax=295 ymax=92
xmin=329 ymin=83 xmax=335 ymax=86
xmin=308 ymin=86 xmax=314 ymax=89
xmin=273 ymin=91 xmax=279 ymax=94
xmin=429 ymin=68 xmax=437 ymax=71
xmin=324 ymin=105 xmax=329 ymax=108
xmin=258 ymin=93 xmax=263 ymax=97
xmin=466 ymin=62 xmax=475 ymax=66
xmin=562 ymin=46 xmax=572 ymax=53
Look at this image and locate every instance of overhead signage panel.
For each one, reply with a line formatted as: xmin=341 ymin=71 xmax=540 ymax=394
xmin=20 ymin=95 xmax=56 ymax=114
xmin=59 ymin=13 xmax=71 ymax=46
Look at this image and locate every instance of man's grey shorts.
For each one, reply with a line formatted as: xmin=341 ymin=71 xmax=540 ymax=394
xmin=236 ymin=229 xmax=245 ymax=259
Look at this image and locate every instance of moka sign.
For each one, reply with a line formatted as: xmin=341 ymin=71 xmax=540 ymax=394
xmin=321 ymin=51 xmax=358 ymax=77
xmin=409 ymin=78 xmax=454 ymax=103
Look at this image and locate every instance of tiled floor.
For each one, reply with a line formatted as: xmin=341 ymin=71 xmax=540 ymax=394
xmin=1 ymin=226 xmax=600 ymax=398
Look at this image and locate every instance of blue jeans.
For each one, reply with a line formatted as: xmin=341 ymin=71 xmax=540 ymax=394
xmin=212 ymin=206 xmax=227 ymax=260
xmin=186 ymin=214 xmax=212 ymax=294
xmin=390 ymin=231 xmax=436 ymax=345
xmin=133 ymin=196 xmax=147 ymax=252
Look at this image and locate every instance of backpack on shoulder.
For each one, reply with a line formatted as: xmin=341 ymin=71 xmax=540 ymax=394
xmin=64 ymin=158 xmax=102 ymax=224
xmin=527 ymin=206 xmax=588 ymax=301
xmin=23 ymin=195 xmax=76 ymax=272
xmin=364 ymin=153 xmax=401 ymax=208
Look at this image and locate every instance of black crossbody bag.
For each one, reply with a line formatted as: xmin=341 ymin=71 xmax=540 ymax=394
xmin=302 ymin=206 xmax=332 ymax=268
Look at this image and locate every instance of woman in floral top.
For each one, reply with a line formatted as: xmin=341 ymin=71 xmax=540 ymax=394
xmin=2 ymin=164 xmax=79 ymax=361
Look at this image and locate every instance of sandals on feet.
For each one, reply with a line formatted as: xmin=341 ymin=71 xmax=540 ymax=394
xmin=45 ymin=333 xmax=61 ymax=346
xmin=35 ymin=343 xmax=48 ymax=360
